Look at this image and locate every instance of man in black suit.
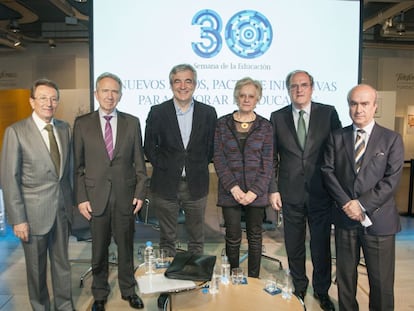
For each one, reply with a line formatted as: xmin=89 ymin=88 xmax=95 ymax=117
xmin=74 ymin=72 xmax=148 ymax=311
xmin=144 ymin=64 xmax=217 ymax=256
xmin=322 ymin=84 xmax=404 ymax=311
xmin=269 ymin=70 xmax=341 ymax=310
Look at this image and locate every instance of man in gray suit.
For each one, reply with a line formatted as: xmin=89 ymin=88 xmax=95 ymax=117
xmin=322 ymin=84 xmax=404 ymax=310
xmin=0 ymin=79 xmax=74 ymax=310
xmin=269 ymin=70 xmax=341 ymax=310
xmin=74 ymin=72 xmax=147 ymax=311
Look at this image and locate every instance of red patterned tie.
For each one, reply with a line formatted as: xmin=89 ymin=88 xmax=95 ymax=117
xmin=104 ymin=115 xmax=114 ymax=160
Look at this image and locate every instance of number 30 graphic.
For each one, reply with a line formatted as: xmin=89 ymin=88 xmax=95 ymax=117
xmin=191 ymin=9 xmax=273 ymax=59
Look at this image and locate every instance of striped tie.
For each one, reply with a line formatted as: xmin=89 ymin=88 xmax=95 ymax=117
xmin=104 ymin=115 xmax=114 ymax=160
xmin=354 ymin=129 xmax=365 ymax=173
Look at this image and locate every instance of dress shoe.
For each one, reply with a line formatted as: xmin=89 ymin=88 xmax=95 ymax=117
xmin=294 ymin=291 xmax=306 ymax=301
xmin=91 ymin=300 xmax=106 ymax=311
xmin=313 ymin=293 xmax=335 ymax=311
xmin=121 ymin=294 xmax=144 ymax=309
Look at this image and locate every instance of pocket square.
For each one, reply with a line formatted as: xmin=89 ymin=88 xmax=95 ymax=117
xmin=376 ymin=152 xmax=385 ymax=157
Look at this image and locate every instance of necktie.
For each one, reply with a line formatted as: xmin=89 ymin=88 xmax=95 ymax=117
xmin=104 ymin=115 xmax=114 ymax=160
xmin=355 ymin=129 xmax=366 ymax=173
xmin=297 ymin=110 xmax=306 ymax=150
xmin=44 ymin=124 xmax=60 ymax=174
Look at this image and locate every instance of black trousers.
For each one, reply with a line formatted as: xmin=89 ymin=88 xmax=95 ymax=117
xmin=283 ymin=199 xmax=332 ymax=295
xmin=152 ymin=180 xmax=207 ymax=257
xmin=90 ymin=193 xmax=136 ymax=300
xmin=335 ymin=227 xmax=395 ymax=311
xmin=222 ymin=205 xmax=264 ymax=278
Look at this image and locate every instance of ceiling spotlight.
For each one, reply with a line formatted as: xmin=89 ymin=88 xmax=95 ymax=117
xmin=74 ymin=0 xmax=87 ymax=2
xmin=48 ymin=39 xmax=56 ymax=48
xmin=9 ymin=20 xmax=20 ymax=33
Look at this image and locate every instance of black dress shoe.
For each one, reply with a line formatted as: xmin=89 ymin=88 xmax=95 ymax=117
xmin=314 ymin=293 xmax=335 ymax=311
xmin=294 ymin=291 xmax=306 ymax=301
xmin=91 ymin=300 xmax=106 ymax=311
xmin=122 ymin=294 xmax=144 ymax=309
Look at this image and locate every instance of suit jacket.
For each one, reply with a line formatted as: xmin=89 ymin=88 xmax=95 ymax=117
xmin=73 ymin=110 xmax=147 ymax=216
xmin=269 ymin=102 xmax=342 ymax=205
xmin=321 ymin=123 xmax=404 ymax=235
xmin=144 ymin=99 xmax=217 ymax=200
xmin=0 ymin=116 xmax=73 ymax=235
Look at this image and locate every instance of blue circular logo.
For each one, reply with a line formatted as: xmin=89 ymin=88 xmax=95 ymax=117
xmin=225 ymin=10 xmax=273 ymax=59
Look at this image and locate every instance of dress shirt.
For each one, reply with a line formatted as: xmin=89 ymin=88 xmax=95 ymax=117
xmin=292 ymin=103 xmax=311 ymax=132
xmin=32 ymin=111 xmax=61 ymax=153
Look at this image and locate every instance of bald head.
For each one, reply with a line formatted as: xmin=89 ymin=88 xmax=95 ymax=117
xmin=347 ymin=84 xmax=377 ymax=129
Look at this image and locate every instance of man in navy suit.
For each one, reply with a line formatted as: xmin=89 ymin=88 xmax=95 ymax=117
xmin=322 ymin=84 xmax=404 ymax=310
xmin=269 ymin=70 xmax=341 ymax=310
xmin=144 ymin=64 xmax=217 ymax=256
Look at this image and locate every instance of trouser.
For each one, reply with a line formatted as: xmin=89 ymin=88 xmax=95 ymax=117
xmin=222 ymin=205 xmax=264 ymax=277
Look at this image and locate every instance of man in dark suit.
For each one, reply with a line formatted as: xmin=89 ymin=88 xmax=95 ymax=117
xmin=322 ymin=84 xmax=404 ymax=311
xmin=73 ymin=72 xmax=147 ymax=311
xmin=0 ymin=79 xmax=74 ymax=310
xmin=269 ymin=70 xmax=341 ymax=310
xmin=144 ymin=64 xmax=217 ymax=256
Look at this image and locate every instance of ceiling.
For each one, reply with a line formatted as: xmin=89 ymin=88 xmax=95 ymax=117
xmin=0 ymin=0 xmax=89 ymax=51
xmin=2 ymin=1 xmax=414 ymax=52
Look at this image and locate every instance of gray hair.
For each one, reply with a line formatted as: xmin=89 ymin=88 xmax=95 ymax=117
xmin=233 ymin=77 xmax=263 ymax=103
xmin=95 ymin=72 xmax=123 ymax=95
xmin=169 ymin=64 xmax=197 ymax=87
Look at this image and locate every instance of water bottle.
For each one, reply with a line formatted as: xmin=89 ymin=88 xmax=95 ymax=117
xmin=221 ymin=255 xmax=230 ymax=285
xmin=282 ymin=269 xmax=293 ymax=300
xmin=144 ymin=241 xmax=155 ymax=274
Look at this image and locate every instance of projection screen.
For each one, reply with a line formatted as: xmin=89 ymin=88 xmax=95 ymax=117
xmin=92 ymin=0 xmax=361 ymax=129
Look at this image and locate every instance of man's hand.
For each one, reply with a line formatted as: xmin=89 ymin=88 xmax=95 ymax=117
xmin=269 ymin=192 xmax=282 ymax=211
xmin=13 ymin=222 xmax=29 ymax=242
xmin=78 ymin=201 xmax=92 ymax=221
xmin=342 ymin=200 xmax=365 ymax=222
xmin=133 ymin=198 xmax=144 ymax=214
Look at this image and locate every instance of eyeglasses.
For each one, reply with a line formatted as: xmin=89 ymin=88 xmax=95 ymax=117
xmin=289 ymin=83 xmax=311 ymax=91
xmin=34 ymin=96 xmax=59 ymax=104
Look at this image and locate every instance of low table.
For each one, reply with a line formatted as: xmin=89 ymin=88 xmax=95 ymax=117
xmin=135 ymin=264 xmax=305 ymax=311
xmin=168 ymin=277 xmax=305 ymax=311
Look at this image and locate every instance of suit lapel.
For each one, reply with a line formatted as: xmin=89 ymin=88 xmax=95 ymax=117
xmin=54 ymin=120 xmax=68 ymax=177
xmin=28 ymin=117 xmax=58 ymax=176
xmin=359 ymin=123 xmax=380 ymax=172
xmin=305 ymin=104 xmax=317 ymax=152
xmin=342 ymin=126 xmax=356 ymax=173
xmin=284 ymin=106 xmax=299 ymax=147
xmin=113 ymin=112 xmax=127 ymax=158
xmin=187 ymin=102 xmax=200 ymax=148
xmin=166 ymin=100 xmax=185 ymax=149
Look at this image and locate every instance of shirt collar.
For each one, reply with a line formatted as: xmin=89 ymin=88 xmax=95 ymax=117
xmin=32 ymin=111 xmax=54 ymax=130
xmin=292 ymin=102 xmax=311 ymax=115
xmin=173 ymin=99 xmax=194 ymax=114
xmin=99 ymin=109 xmax=117 ymax=118
xmin=353 ymin=120 xmax=375 ymax=136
